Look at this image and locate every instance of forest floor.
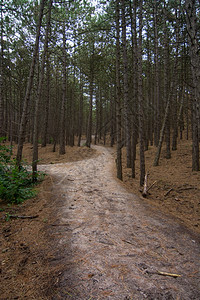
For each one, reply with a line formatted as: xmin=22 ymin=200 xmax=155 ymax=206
xmin=0 ymin=139 xmax=200 ymax=299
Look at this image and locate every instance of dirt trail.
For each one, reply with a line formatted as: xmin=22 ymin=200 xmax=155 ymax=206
xmin=39 ymin=146 xmax=200 ymax=300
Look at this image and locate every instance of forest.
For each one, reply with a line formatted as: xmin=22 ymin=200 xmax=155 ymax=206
xmin=1 ymin=1 xmax=200 ymax=298
xmin=0 ymin=0 xmax=199 ymax=185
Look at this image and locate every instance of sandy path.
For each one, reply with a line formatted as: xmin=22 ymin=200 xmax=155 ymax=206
xmin=39 ymin=146 xmax=200 ymax=300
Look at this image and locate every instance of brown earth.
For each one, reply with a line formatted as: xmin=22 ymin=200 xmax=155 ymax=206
xmin=121 ymin=138 xmax=200 ymax=234
xmin=0 ymin=140 xmax=200 ymax=299
xmin=0 ymin=144 xmax=98 ymax=299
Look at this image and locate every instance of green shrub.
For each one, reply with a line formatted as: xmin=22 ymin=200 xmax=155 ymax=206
xmin=0 ymin=138 xmax=43 ymax=204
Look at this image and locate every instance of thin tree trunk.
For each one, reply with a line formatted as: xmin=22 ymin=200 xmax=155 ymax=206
xmin=172 ymin=90 xmax=184 ymax=150
xmin=0 ymin=3 xmax=4 ymax=137
xmin=59 ymin=22 xmax=67 ymax=155
xmin=32 ymin=0 xmax=52 ymax=181
xmin=153 ymin=74 xmax=178 ymax=166
xmin=153 ymin=99 xmax=170 ymax=166
xmin=130 ymin=0 xmax=138 ymax=178
xmin=153 ymin=7 xmax=180 ymax=167
xmin=110 ymin=91 xmax=115 ymax=147
xmin=41 ymin=47 xmax=51 ymax=147
xmin=86 ymin=69 xmax=93 ymax=148
xmin=153 ymin=0 xmax=160 ymax=147
xmin=185 ymin=0 xmax=199 ymax=171
xmin=138 ymin=0 xmax=145 ymax=186
xmin=16 ymin=0 xmax=46 ymax=166
xmin=94 ymin=86 xmax=99 ymax=145
xmin=122 ymin=0 xmax=131 ymax=168
xmin=116 ymin=0 xmax=122 ymax=180
xmin=77 ymin=72 xmax=83 ymax=147
xmin=163 ymin=1 xmax=171 ymax=159
xmin=172 ymin=7 xmax=182 ymax=151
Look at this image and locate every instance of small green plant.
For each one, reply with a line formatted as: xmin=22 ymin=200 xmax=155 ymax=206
xmin=0 ymin=138 xmax=44 ymax=204
xmin=5 ymin=212 xmax=11 ymax=221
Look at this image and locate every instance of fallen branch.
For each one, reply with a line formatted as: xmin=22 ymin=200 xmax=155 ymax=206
xmin=146 ymin=270 xmax=181 ymax=278
xmin=9 ymin=215 xmax=39 ymax=219
xmin=157 ymin=271 xmax=181 ymax=278
xmin=146 ymin=181 xmax=157 ymax=193
xmin=178 ymin=187 xmax=198 ymax=191
xmin=164 ymin=188 xmax=173 ymax=197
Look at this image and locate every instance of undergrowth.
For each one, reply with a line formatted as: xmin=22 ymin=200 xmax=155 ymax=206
xmin=0 ymin=138 xmax=44 ymax=204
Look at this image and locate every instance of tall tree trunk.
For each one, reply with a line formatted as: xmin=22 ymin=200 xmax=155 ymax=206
xmin=16 ymin=0 xmax=46 ymax=165
xmin=94 ymin=86 xmax=99 ymax=145
xmin=130 ymin=0 xmax=138 ymax=178
xmin=153 ymin=98 xmax=170 ymax=166
xmin=163 ymin=1 xmax=171 ymax=159
xmin=122 ymin=0 xmax=131 ymax=168
xmin=77 ymin=72 xmax=83 ymax=147
xmin=185 ymin=0 xmax=199 ymax=171
xmin=99 ymin=88 xmax=103 ymax=141
xmin=32 ymin=0 xmax=52 ymax=181
xmin=116 ymin=0 xmax=122 ymax=180
xmin=86 ymin=66 xmax=94 ymax=148
xmin=41 ymin=47 xmax=51 ymax=147
xmin=110 ymin=90 xmax=115 ymax=147
xmin=0 ymin=2 xmax=4 ymax=137
xmin=138 ymin=0 xmax=145 ymax=186
xmin=172 ymin=7 xmax=181 ymax=151
xmin=153 ymin=0 xmax=160 ymax=147
xmin=153 ymin=74 xmax=178 ymax=166
xmin=59 ymin=22 xmax=67 ymax=155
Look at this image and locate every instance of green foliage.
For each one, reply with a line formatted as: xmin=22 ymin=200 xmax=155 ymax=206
xmin=0 ymin=138 xmax=43 ymax=204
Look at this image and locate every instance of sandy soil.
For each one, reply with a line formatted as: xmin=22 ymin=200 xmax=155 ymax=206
xmin=0 ymin=142 xmax=200 ymax=299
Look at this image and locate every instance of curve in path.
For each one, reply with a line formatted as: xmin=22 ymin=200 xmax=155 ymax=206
xmin=39 ymin=146 xmax=200 ymax=300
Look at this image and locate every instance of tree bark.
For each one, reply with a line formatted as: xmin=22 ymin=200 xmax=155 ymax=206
xmin=153 ymin=0 xmax=160 ymax=147
xmin=86 ymin=61 xmax=94 ymax=148
xmin=138 ymin=0 xmax=145 ymax=186
xmin=41 ymin=47 xmax=51 ymax=147
xmin=153 ymin=68 xmax=178 ymax=167
xmin=153 ymin=98 xmax=170 ymax=166
xmin=16 ymin=0 xmax=46 ymax=166
xmin=0 ymin=2 xmax=4 ymax=137
xmin=116 ymin=0 xmax=122 ymax=180
xmin=130 ymin=0 xmax=138 ymax=178
xmin=122 ymin=0 xmax=131 ymax=168
xmin=94 ymin=85 xmax=100 ymax=145
xmin=110 ymin=90 xmax=115 ymax=147
xmin=77 ymin=72 xmax=84 ymax=147
xmin=32 ymin=0 xmax=52 ymax=181
xmin=59 ymin=22 xmax=67 ymax=155
xmin=185 ymin=0 xmax=199 ymax=171
xmin=163 ymin=1 xmax=171 ymax=159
